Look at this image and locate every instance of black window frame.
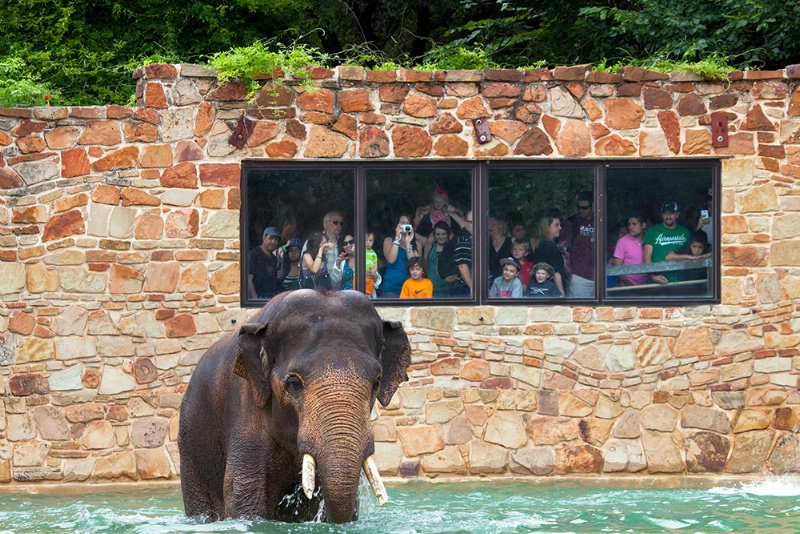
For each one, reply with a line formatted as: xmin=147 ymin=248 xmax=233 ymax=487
xmin=240 ymin=159 xmax=721 ymax=308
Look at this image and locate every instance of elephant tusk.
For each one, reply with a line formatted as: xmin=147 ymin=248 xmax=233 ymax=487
xmin=302 ymin=454 xmax=316 ymax=500
xmin=362 ymin=456 xmax=388 ymax=507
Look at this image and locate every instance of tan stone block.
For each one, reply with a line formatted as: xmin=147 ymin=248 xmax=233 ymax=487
xmin=484 ymin=411 xmax=527 ymax=448
xmin=641 ymin=404 xmax=678 ymax=431
xmin=426 ymin=400 xmax=463 ymax=424
xmin=674 ymin=326 xmax=714 ymax=358
xmin=635 ymin=337 xmax=672 ymax=367
xmin=397 ymin=426 xmax=444 ymax=457
xmin=526 ymin=416 xmax=579 ymax=445
xmin=469 ymin=440 xmax=509 ymax=474
xmin=642 ymin=430 xmax=683 ymax=473
xmin=139 ymin=144 xmax=173 ymax=168
xmin=421 ymin=445 xmax=468 ymax=474
xmin=604 ymin=438 xmax=646 ymax=473
xmin=143 ymin=261 xmax=180 ymax=292
xmin=80 ymin=421 xmax=116 ymax=449
xmin=135 ymin=447 xmax=172 ymax=479
xmin=686 ymin=431 xmax=729 ymax=472
xmin=511 ymin=444 xmax=555 ymax=475
xmin=771 ymin=241 xmax=800 ymax=266
xmin=93 ymin=451 xmax=137 ymax=480
xmin=508 ymin=364 xmax=541 ymax=388
xmin=727 ymin=430 xmax=775 ymax=473
xmin=739 ymin=183 xmax=778 ymax=213
xmin=178 ymin=263 xmax=209 ymax=292
xmin=209 ymin=263 xmax=240 ymax=294
xmin=733 ymin=408 xmax=772 ymax=432
xmin=198 ymin=189 xmax=225 ymax=208
xmin=25 ymin=263 xmax=58 ymax=293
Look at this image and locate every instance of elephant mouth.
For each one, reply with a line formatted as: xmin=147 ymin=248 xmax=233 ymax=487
xmin=302 ymin=453 xmax=388 ymax=507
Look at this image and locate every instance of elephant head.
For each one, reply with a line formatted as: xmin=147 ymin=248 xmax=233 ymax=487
xmin=231 ymin=289 xmax=411 ymax=523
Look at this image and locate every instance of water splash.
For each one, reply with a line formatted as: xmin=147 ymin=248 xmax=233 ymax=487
xmin=741 ymin=476 xmax=800 ymax=497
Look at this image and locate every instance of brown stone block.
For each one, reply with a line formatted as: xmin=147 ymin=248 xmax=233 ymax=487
xmin=620 ymin=66 xmax=668 ymax=82
xmin=0 ymin=167 xmax=24 ymax=189
xmin=13 ymin=119 xmax=46 ymax=137
xmin=165 ymin=209 xmax=199 ymax=238
xmin=109 ymin=264 xmax=144 ymax=293
xmin=9 ymin=373 xmax=50 ymax=396
xmin=144 ymin=82 xmax=168 ymax=109
xmin=489 ymin=120 xmax=527 ymax=144
xmin=714 ymin=132 xmax=755 ymax=155
xmin=415 ymin=83 xmax=444 ymax=97
xmin=513 ymin=127 xmax=553 ymax=156
xmin=227 ymin=187 xmax=240 ymax=210
xmin=12 ymin=205 xmax=47 ymax=224
xmin=604 ymin=98 xmax=644 ymax=129
xmin=743 ymin=70 xmax=784 ymax=80
xmin=683 ymin=128 xmax=711 ymax=155
xmin=121 ymin=188 xmax=160 ymax=207
xmin=397 ymin=68 xmax=432 ymax=82
xmin=16 ymin=135 xmax=46 ymax=154
xmin=392 ymin=125 xmax=431 ymax=158
xmin=758 ymin=144 xmax=785 ymax=158
xmin=338 ymin=88 xmax=372 ymax=113
xmin=304 ymin=125 xmax=349 ymax=158
xmin=92 ymin=184 xmax=121 ymax=205
xmin=42 ymin=209 xmax=84 ymax=242
xmin=643 ymin=87 xmax=673 ymax=109
xmin=709 ymin=94 xmax=737 ymax=110
xmin=254 ymin=83 xmax=294 ymax=107
xmin=678 ymin=93 xmax=706 ymax=117
xmin=79 ymin=120 xmax=122 ymax=146
xmin=404 ymin=94 xmax=437 ymax=118
xmin=378 ymin=83 xmax=409 ymax=103
xmin=161 ymin=161 xmax=198 ymax=188
xmin=92 ymin=146 xmax=139 ymax=172
xmin=685 ymin=431 xmax=729 ymax=472
xmin=54 ymin=193 xmax=88 ymax=214
xmin=332 ymin=114 xmax=357 ymax=140
xmin=338 ymin=65 xmax=364 ymax=80
xmin=553 ymin=64 xmax=590 ymax=81
xmin=144 ymin=261 xmax=180 ymax=292
xmin=742 ymin=104 xmax=777 ymax=131
xmin=123 ymin=121 xmax=158 ymax=143
xmin=207 ymin=79 xmax=247 ymax=101
xmin=0 ymin=130 xmax=11 ymax=146
xmin=555 ymin=443 xmax=603 ymax=474
xmin=199 ymin=163 xmax=239 ymax=187
xmin=0 ymin=107 xmax=33 ymax=118
xmin=616 ymin=83 xmax=641 ymax=97
xmin=106 ymin=105 xmax=132 ymax=119
xmin=521 ymin=68 xmax=552 ymax=82
xmin=657 ymin=110 xmax=681 ymax=154
xmin=430 ymin=112 xmax=463 ymax=134
xmin=300 ymin=111 xmax=336 ymax=124
xmin=9 ymin=311 xmax=36 ymax=335
xmin=595 ymin=134 xmax=636 ymax=156
xmin=139 ymin=144 xmax=173 ymax=168
xmin=482 ymin=68 xmax=520 ymax=82
xmin=366 ymin=70 xmax=397 ymax=83
xmin=296 ymin=88 xmax=334 ymax=113
xmin=433 ymin=135 xmax=469 ymax=157
xmin=359 ymin=127 xmax=390 ymax=158
xmin=586 ymin=71 xmax=622 ymax=84
xmin=266 ymin=139 xmax=299 ymax=158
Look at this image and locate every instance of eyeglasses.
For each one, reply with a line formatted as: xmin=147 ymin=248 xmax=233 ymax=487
xmin=465 ymin=219 xmax=473 ymax=224
xmin=343 ymin=239 xmax=355 ymax=246
xmin=577 ymin=205 xmax=592 ymax=211
xmin=329 ymin=220 xmax=343 ymax=226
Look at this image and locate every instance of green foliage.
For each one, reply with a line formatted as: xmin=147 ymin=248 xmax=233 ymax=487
xmin=0 ymin=55 xmax=56 ymax=107
xmin=417 ymin=45 xmax=498 ymax=70
xmin=0 ymin=0 xmax=797 ymax=106
xmin=593 ymin=53 xmax=734 ymax=80
xmin=209 ymin=41 xmax=325 ymax=96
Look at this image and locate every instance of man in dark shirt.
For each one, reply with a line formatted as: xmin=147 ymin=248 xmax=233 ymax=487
xmin=247 ymin=226 xmax=280 ymax=299
xmin=560 ymin=191 xmax=595 ymax=298
xmin=452 ymin=210 xmax=473 ymax=297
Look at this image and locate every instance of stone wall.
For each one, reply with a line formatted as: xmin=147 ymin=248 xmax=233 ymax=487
xmin=0 ymin=63 xmax=799 ymax=485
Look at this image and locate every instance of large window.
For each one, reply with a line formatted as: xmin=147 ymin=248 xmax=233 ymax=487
xmin=241 ymin=161 xmax=719 ymax=307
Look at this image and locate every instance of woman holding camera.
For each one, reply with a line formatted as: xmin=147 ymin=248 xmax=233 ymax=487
xmin=382 ymin=214 xmax=421 ymax=298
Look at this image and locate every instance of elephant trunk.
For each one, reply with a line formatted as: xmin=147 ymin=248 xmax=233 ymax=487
xmin=301 ymin=375 xmax=375 ymax=524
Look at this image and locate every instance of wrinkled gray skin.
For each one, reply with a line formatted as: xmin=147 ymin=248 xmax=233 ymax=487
xmin=178 ymin=289 xmax=411 ymax=524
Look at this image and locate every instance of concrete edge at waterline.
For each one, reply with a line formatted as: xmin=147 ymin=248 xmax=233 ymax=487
xmin=1 ymin=474 xmax=796 ymax=495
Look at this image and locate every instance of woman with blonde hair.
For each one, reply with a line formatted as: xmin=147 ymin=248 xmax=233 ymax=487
xmin=530 ymin=213 xmax=567 ymax=296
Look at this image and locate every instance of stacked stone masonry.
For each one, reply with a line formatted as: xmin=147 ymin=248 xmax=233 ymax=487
xmin=0 ymin=63 xmax=799 ymax=485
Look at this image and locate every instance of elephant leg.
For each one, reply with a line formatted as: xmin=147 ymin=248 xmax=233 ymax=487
xmin=181 ymin=456 xmax=225 ymax=520
xmin=223 ymin=465 xmax=272 ymax=520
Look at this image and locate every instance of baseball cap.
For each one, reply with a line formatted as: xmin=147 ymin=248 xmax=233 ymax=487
xmin=263 ymin=226 xmax=280 ymax=238
xmin=499 ymin=257 xmax=520 ymax=270
xmin=660 ymin=200 xmax=679 ymax=213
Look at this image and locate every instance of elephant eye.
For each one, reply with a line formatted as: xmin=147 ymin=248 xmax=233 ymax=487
xmin=285 ymin=374 xmax=304 ymax=396
xmin=372 ymin=375 xmax=382 ymax=396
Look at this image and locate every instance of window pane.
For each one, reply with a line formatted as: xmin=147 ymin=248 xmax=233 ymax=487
xmin=243 ymin=168 xmax=354 ymax=303
xmin=488 ymin=167 xmax=595 ymax=300
xmin=366 ymin=168 xmax=473 ymax=300
xmin=605 ymin=166 xmax=715 ymax=300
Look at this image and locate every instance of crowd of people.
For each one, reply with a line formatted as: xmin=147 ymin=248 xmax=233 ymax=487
xmin=246 ymin=188 xmax=711 ymax=301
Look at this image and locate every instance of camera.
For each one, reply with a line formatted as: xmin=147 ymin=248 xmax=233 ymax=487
xmin=700 ymin=210 xmax=709 ymax=219
xmin=401 ymin=224 xmax=413 ymax=233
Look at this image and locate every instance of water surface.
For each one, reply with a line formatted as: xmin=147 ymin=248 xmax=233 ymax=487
xmin=2 ymin=478 xmax=799 ymax=533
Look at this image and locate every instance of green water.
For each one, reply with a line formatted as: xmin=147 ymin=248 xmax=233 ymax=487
xmin=2 ymin=478 xmax=800 ymax=533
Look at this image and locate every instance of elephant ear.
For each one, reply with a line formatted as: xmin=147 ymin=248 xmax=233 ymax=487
xmin=233 ymin=322 xmax=270 ymax=408
xmin=377 ymin=320 xmax=412 ymax=407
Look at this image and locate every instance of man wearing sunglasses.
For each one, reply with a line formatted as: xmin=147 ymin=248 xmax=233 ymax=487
xmin=321 ymin=211 xmax=345 ymax=288
xmin=559 ymin=191 xmax=596 ymax=298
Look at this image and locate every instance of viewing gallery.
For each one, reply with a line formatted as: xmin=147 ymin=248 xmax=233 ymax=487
xmin=242 ymin=161 xmax=719 ymax=307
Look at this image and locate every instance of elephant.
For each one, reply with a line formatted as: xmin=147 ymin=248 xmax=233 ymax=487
xmin=178 ymin=289 xmax=411 ymax=524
